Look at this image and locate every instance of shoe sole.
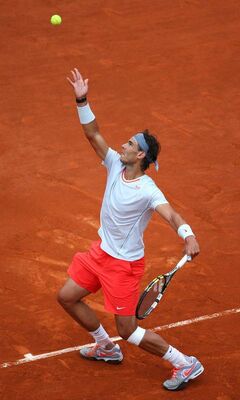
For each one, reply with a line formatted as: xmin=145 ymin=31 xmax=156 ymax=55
xmin=163 ymin=364 xmax=204 ymax=391
xmin=80 ymin=352 xmax=123 ymax=365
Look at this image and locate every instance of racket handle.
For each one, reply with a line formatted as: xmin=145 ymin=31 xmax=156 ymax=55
xmin=177 ymin=254 xmax=191 ymax=268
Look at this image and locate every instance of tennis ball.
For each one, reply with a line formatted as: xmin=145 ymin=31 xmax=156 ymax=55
xmin=50 ymin=15 xmax=62 ymax=25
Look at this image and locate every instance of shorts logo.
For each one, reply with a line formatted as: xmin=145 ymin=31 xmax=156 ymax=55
xmin=116 ymin=306 xmax=126 ymax=310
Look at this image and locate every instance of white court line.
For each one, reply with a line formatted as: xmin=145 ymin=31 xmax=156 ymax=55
xmin=1 ymin=307 xmax=239 ymax=369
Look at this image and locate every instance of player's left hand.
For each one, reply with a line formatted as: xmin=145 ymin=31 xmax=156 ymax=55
xmin=67 ymin=68 xmax=89 ymax=99
xmin=184 ymin=236 xmax=200 ymax=259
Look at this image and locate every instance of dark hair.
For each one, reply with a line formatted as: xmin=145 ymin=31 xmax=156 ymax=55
xmin=139 ymin=129 xmax=161 ymax=171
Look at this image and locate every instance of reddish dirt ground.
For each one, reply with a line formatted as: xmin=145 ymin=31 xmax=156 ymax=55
xmin=0 ymin=1 xmax=239 ymax=399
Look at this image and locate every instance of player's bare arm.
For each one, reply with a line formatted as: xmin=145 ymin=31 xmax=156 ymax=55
xmin=67 ymin=68 xmax=109 ymax=160
xmin=155 ymin=203 xmax=200 ymax=258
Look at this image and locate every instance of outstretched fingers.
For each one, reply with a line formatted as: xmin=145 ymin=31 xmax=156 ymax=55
xmin=74 ymin=68 xmax=83 ymax=82
xmin=66 ymin=68 xmax=88 ymax=98
xmin=66 ymin=76 xmax=74 ymax=86
xmin=71 ymin=69 xmax=78 ymax=82
xmin=66 ymin=68 xmax=80 ymax=85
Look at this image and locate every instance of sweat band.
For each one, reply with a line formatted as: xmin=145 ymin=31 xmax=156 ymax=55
xmin=77 ymin=103 xmax=95 ymax=125
xmin=134 ymin=133 xmax=159 ymax=171
xmin=178 ymin=224 xmax=195 ymax=240
xmin=127 ymin=327 xmax=146 ymax=346
xmin=76 ymin=96 xmax=87 ymax=104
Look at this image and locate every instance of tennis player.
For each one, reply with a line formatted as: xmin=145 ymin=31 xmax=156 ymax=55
xmin=58 ymin=68 xmax=204 ymax=391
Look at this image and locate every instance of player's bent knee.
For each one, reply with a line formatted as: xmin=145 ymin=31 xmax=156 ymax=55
xmin=127 ymin=327 xmax=146 ymax=346
xmin=117 ymin=323 xmax=137 ymax=340
xmin=57 ymin=289 xmax=66 ymax=306
xmin=57 ymin=288 xmax=73 ymax=307
xmin=117 ymin=328 xmax=132 ymax=341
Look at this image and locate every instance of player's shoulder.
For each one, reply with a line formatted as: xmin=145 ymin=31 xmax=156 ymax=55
xmin=102 ymin=147 xmax=120 ymax=164
xmin=104 ymin=147 xmax=120 ymax=161
xmin=143 ymin=174 xmax=165 ymax=195
xmin=143 ymin=174 xmax=159 ymax=189
xmin=142 ymin=174 xmax=168 ymax=206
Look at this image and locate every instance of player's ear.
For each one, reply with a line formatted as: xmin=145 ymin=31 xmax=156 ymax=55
xmin=137 ymin=150 xmax=146 ymax=160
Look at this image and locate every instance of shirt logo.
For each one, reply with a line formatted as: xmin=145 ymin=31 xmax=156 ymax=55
xmin=135 ymin=185 xmax=141 ymax=190
xmin=116 ymin=306 xmax=126 ymax=310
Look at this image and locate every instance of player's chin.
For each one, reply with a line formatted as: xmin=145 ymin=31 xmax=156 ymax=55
xmin=120 ymin=154 xmax=127 ymax=164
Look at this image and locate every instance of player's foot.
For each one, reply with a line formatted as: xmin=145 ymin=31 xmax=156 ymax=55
xmin=80 ymin=343 xmax=123 ymax=364
xmin=163 ymin=356 xmax=204 ymax=391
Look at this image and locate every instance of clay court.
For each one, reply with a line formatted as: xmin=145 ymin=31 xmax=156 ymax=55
xmin=0 ymin=1 xmax=239 ymax=399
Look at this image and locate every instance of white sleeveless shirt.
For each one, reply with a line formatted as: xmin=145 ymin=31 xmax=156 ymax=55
xmin=98 ymin=148 xmax=168 ymax=261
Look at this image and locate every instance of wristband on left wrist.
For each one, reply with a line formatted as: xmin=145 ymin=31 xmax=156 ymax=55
xmin=76 ymin=96 xmax=87 ymax=104
xmin=77 ymin=103 xmax=95 ymax=124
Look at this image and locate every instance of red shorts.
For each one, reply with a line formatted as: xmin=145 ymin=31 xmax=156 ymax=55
xmin=67 ymin=241 xmax=145 ymax=316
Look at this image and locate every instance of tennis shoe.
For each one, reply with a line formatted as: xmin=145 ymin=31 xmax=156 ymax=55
xmin=80 ymin=343 xmax=123 ymax=364
xmin=163 ymin=356 xmax=204 ymax=391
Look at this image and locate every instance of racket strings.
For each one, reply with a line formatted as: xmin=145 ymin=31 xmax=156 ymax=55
xmin=137 ymin=277 xmax=165 ymax=317
xmin=153 ymin=278 xmax=164 ymax=293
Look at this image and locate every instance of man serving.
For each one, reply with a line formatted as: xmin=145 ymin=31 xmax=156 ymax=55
xmin=57 ymin=68 xmax=204 ymax=391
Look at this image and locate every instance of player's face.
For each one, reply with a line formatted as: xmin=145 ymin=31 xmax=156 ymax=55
xmin=120 ymin=137 xmax=143 ymax=165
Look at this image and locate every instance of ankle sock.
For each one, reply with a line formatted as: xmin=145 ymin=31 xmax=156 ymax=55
xmin=163 ymin=345 xmax=191 ymax=368
xmin=89 ymin=324 xmax=114 ymax=348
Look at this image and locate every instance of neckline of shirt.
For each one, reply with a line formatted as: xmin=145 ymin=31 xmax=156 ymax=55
xmin=121 ymin=169 xmax=145 ymax=183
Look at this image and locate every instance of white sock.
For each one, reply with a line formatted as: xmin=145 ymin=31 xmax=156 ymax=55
xmin=89 ymin=324 xmax=113 ymax=348
xmin=163 ymin=345 xmax=191 ymax=368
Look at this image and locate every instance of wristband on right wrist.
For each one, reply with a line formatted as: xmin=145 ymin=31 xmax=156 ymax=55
xmin=177 ymin=224 xmax=195 ymax=240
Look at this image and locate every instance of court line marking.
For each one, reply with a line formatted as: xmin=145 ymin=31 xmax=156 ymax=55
xmin=1 ymin=307 xmax=239 ymax=369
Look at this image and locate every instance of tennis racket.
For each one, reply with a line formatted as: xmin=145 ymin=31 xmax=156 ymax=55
xmin=136 ymin=254 xmax=191 ymax=320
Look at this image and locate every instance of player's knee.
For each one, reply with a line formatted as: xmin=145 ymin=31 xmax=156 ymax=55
xmin=57 ymin=288 xmax=66 ymax=306
xmin=116 ymin=317 xmax=139 ymax=340
xmin=117 ymin=324 xmax=135 ymax=340
xmin=117 ymin=321 xmax=144 ymax=341
xmin=118 ymin=326 xmax=134 ymax=340
xmin=57 ymin=288 xmax=73 ymax=308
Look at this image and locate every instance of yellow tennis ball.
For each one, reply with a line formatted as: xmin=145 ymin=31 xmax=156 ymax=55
xmin=50 ymin=15 xmax=62 ymax=25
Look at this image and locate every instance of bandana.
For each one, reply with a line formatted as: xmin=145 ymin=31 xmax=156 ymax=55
xmin=133 ymin=133 xmax=159 ymax=171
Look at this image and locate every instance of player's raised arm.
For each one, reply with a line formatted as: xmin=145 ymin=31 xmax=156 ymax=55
xmin=67 ymin=68 xmax=109 ymax=160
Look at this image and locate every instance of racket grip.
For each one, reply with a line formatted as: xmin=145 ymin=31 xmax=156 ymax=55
xmin=177 ymin=254 xmax=191 ymax=268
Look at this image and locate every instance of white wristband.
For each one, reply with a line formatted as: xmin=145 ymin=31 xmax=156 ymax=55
xmin=77 ymin=103 xmax=95 ymax=124
xmin=177 ymin=224 xmax=195 ymax=240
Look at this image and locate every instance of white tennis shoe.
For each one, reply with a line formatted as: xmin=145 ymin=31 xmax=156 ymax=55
xmin=80 ymin=343 xmax=123 ymax=364
xmin=163 ymin=356 xmax=204 ymax=391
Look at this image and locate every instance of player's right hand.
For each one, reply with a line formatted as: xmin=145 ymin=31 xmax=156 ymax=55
xmin=184 ymin=236 xmax=200 ymax=259
xmin=66 ymin=68 xmax=88 ymax=99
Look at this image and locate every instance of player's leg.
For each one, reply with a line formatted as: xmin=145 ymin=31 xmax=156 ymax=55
xmin=61 ymin=245 xmax=114 ymax=337
xmin=58 ymin=278 xmax=117 ymax=354
xmin=114 ymin=314 xmax=169 ymax=354
xmin=115 ymin=315 xmax=204 ymax=391
xmin=57 ymin=278 xmax=99 ymax=331
xmin=115 ymin=315 xmax=191 ymax=362
xmin=72 ymin=288 xmax=123 ymax=362
xmin=63 ymin=244 xmax=122 ymax=361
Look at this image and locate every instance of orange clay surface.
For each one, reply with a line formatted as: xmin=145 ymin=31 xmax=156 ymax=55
xmin=0 ymin=1 xmax=239 ymax=399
